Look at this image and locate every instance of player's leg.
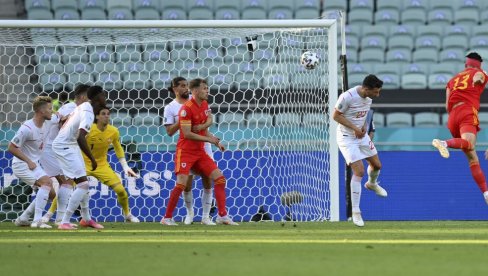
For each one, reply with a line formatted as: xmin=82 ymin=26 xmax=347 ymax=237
xmin=200 ymin=175 xmax=215 ymax=225
xmin=42 ymin=175 xmax=73 ymax=224
xmin=31 ymin=175 xmax=54 ymax=228
xmin=364 ymin=155 xmax=387 ymax=197
xmin=161 ymin=174 xmax=189 ymax=226
xmin=182 ymin=175 xmax=195 ymax=225
xmin=349 ymin=160 xmax=365 ymax=227
xmin=11 ymin=163 xmax=43 ymax=226
xmin=460 ymin=131 xmax=488 ymax=203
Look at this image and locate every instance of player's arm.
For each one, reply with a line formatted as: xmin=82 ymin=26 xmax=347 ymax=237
xmin=445 ymin=87 xmax=451 ymax=112
xmin=192 ymin=109 xmax=213 ymax=133
xmin=332 ymin=109 xmax=366 ymax=139
xmin=78 ymin=129 xmax=97 ymax=171
xmin=165 ymin=122 xmax=179 ymax=137
xmin=8 ymin=128 xmax=36 ymax=170
xmin=473 ymin=71 xmax=486 ymax=86
xmin=204 ymin=129 xmax=225 ymax=151
xmin=163 ymin=106 xmax=179 ymax=137
xmin=113 ymin=129 xmax=138 ymax=177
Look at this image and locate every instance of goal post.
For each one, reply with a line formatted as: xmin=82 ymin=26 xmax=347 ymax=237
xmin=0 ymin=19 xmax=339 ymax=222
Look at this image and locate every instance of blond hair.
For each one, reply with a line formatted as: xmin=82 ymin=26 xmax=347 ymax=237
xmin=33 ymin=96 xmax=52 ymax=112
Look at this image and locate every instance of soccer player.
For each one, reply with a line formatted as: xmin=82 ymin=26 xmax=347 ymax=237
xmin=52 ymin=85 xmax=106 ymax=230
xmin=432 ymin=52 xmax=488 ymax=204
xmin=82 ymin=105 xmax=140 ymax=222
xmin=333 ymin=74 xmax=387 ymax=227
xmin=40 ymin=84 xmax=89 ymax=225
xmin=163 ymin=76 xmax=215 ymax=225
xmin=161 ymin=78 xmax=238 ymax=226
xmin=9 ymin=96 xmax=56 ymax=228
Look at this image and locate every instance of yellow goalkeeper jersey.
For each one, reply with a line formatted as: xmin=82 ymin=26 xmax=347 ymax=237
xmin=83 ymin=123 xmax=125 ymax=168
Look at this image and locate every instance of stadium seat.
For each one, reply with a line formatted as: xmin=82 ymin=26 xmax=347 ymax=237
xmin=263 ymin=73 xmax=290 ymax=90
xmin=385 ymin=49 xmax=412 ymax=64
xmin=373 ymin=112 xmax=385 ymax=127
xmin=111 ymin=112 xmax=132 ymax=127
xmin=374 ymin=9 xmax=400 ymax=25
xmin=345 ymin=25 xmax=362 ymax=40
xmin=302 ymin=112 xmax=327 ymax=126
xmin=401 ymin=74 xmax=427 ymax=89
xmin=133 ymin=112 xmax=161 ymax=126
xmin=439 ymin=49 xmax=465 ymax=63
xmin=54 ymin=8 xmax=80 ymax=20
xmin=347 ymin=74 xmax=366 ymax=87
xmin=349 ymin=63 xmax=374 ymax=76
xmin=95 ymin=72 xmax=123 ymax=90
xmin=413 ymin=49 xmax=439 ymax=63
xmin=377 ymin=0 xmax=402 ymax=11
xmin=360 ymin=36 xmax=387 ymax=50
xmin=36 ymin=63 xmax=63 ymax=75
xmin=150 ymin=71 xmax=171 ymax=88
xmin=234 ymin=72 xmax=259 ymax=90
xmin=389 ymin=25 xmax=415 ymax=40
xmin=442 ymin=113 xmax=449 ymax=125
xmin=429 ymin=63 xmax=457 ymax=75
xmin=35 ymin=47 xmax=61 ymax=63
xmin=142 ymin=48 xmax=170 ymax=62
xmin=107 ymin=0 xmax=132 ymax=9
xmin=242 ymin=7 xmax=266 ymax=19
xmin=79 ymin=0 xmax=106 ymax=9
xmin=135 ymin=8 xmax=160 ymax=19
xmin=275 ymin=113 xmax=301 ymax=127
xmin=81 ymin=7 xmax=107 ymax=19
xmin=454 ymin=9 xmax=480 ymax=25
xmin=445 ymin=25 xmax=471 ymax=39
xmin=214 ymin=0 xmax=240 ymax=10
xmin=294 ymin=8 xmax=319 ymax=19
xmin=402 ymin=0 xmax=428 ymax=12
xmin=39 ymin=73 xmax=66 ymax=91
xmin=122 ymin=72 xmax=151 ymax=90
xmin=247 ymin=112 xmax=274 ymax=128
xmin=93 ymin=62 xmax=117 ymax=73
xmin=401 ymin=9 xmax=426 ymax=25
xmin=52 ymin=0 xmax=77 ymax=10
xmin=67 ymin=73 xmax=93 ymax=87
xmin=428 ymin=73 xmax=450 ymax=89
xmin=25 ymin=0 xmax=51 ymax=10
xmin=386 ymin=112 xmax=412 ymax=127
xmin=374 ymin=63 xmax=401 ymax=75
xmin=427 ymin=8 xmax=453 ymax=25
xmin=377 ymin=74 xmax=400 ymax=89
xmin=189 ymin=7 xmax=214 ymax=20
xmin=402 ymin=63 xmax=429 ymax=75
xmin=219 ymin=112 xmax=245 ymax=129
xmin=108 ymin=8 xmax=133 ymax=20
xmin=359 ymin=49 xmax=384 ymax=63
xmin=62 ymin=46 xmax=89 ymax=63
xmin=414 ymin=112 xmax=440 ymax=127
xmin=132 ymin=0 xmax=159 ymax=10
xmin=207 ymin=73 xmax=233 ymax=91
xmin=388 ymin=36 xmax=414 ymax=51
xmin=442 ymin=36 xmax=468 ymax=51
xmin=481 ymin=10 xmax=488 ymax=25
xmin=469 ymin=36 xmax=488 ymax=49
xmin=415 ymin=35 xmax=442 ymax=50
xmin=349 ymin=0 xmax=374 ymax=11
xmin=348 ymin=9 xmax=373 ymax=25
xmin=269 ymin=8 xmax=293 ymax=20
xmin=162 ymin=8 xmax=187 ymax=20
xmin=215 ymin=8 xmax=240 ymax=20
xmin=322 ymin=0 xmax=346 ymax=10
xmin=65 ymin=62 xmax=93 ymax=74
xmin=169 ymin=48 xmax=197 ymax=61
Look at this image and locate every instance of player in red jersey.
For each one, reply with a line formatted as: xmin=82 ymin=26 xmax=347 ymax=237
xmin=432 ymin=52 xmax=488 ymax=204
xmin=161 ymin=78 xmax=238 ymax=225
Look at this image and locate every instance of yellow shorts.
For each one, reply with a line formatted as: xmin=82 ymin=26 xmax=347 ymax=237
xmin=86 ymin=164 xmax=121 ymax=187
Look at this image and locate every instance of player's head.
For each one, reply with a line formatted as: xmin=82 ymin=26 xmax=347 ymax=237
xmin=32 ymin=95 xmax=53 ymax=120
xmin=168 ymin=76 xmax=189 ymax=99
xmin=94 ymin=105 xmax=110 ymax=126
xmin=465 ymin=52 xmax=483 ymax=69
xmin=189 ymin=78 xmax=208 ymax=101
xmin=87 ymin=85 xmax=107 ymax=106
xmin=361 ymin=74 xmax=383 ymax=98
xmin=73 ymin=84 xmax=91 ymax=103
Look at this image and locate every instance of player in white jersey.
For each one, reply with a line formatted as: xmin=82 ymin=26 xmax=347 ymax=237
xmin=9 ymin=96 xmax=56 ymax=228
xmin=163 ymin=76 xmax=215 ymax=225
xmin=40 ymin=84 xmax=90 ymax=225
xmin=52 ymin=85 xmax=106 ymax=230
xmin=333 ymin=74 xmax=387 ymax=227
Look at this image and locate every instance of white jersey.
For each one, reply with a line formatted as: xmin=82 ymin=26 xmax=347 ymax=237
xmin=335 ymin=86 xmax=372 ymax=136
xmin=10 ymin=119 xmax=51 ymax=164
xmin=163 ymin=98 xmax=214 ymax=158
xmin=45 ymin=102 xmax=77 ymax=147
xmin=53 ymin=101 xmax=94 ymax=147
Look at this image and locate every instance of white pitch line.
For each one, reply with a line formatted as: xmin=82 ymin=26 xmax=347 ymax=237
xmin=0 ymin=239 xmax=488 ymax=244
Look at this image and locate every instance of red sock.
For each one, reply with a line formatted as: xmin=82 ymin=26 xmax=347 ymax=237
xmin=469 ymin=162 xmax=488 ymax=193
xmin=446 ymin=138 xmax=472 ymax=150
xmin=214 ymin=176 xmax=227 ymax=217
xmin=164 ymin=184 xmax=185 ymax=218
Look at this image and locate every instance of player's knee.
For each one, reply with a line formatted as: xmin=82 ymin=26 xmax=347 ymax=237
xmin=37 ymin=176 xmax=53 ymax=188
xmin=215 ymin=176 xmax=226 ymax=186
xmin=353 ymin=171 xmax=365 ymax=178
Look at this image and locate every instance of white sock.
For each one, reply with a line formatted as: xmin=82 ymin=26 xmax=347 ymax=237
xmin=20 ymin=201 xmax=35 ymax=220
xmin=79 ymin=191 xmax=91 ymax=221
xmin=56 ymin=184 xmax=73 ymax=223
xmin=62 ymin=182 xmax=89 ymax=224
xmin=367 ymin=166 xmax=380 ymax=184
xmin=202 ymin=189 xmax=213 ymax=218
xmin=33 ymin=186 xmax=51 ymax=222
xmin=351 ymin=175 xmax=362 ymax=213
xmin=183 ymin=191 xmax=193 ymax=215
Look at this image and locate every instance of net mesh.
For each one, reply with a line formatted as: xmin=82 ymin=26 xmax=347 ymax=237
xmin=0 ymin=24 xmax=335 ymax=222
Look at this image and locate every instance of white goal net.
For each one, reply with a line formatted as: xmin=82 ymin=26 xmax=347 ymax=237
xmin=0 ymin=20 xmax=339 ymax=223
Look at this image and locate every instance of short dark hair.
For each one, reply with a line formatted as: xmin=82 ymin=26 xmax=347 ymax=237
xmin=168 ymin=76 xmax=187 ymax=93
xmin=189 ymin=78 xmax=207 ymax=90
xmin=362 ymin=74 xmax=383 ymax=89
xmin=94 ymin=105 xmax=110 ymax=123
xmin=87 ymin=85 xmax=104 ymax=100
xmin=73 ymin=84 xmax=90 ymax=98
xmin=466 ymin=52 xmax=483 ymax=62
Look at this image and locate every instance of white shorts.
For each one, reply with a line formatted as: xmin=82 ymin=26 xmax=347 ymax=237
xmin=40 ymin=146 xmax=63 ymax=177
xmin=337 ymin=133 xmax=377 ymax=165
xmin=52 ymin=144 xmax=86 ymax=179
xmin=12 ymin=161 xmax=48 ymax=186
xmin=189 ymin=142 xmax=214 ymax=176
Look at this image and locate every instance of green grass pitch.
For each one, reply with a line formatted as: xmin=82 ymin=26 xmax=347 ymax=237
xmin=1 ymin=221 xmax=487 ymax=276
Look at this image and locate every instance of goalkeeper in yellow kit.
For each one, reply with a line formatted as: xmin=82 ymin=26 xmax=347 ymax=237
xmin=46 ymin=105 xmax=140 ymax=223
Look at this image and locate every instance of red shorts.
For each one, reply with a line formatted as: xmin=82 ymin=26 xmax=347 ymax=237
xmin=448 ymin=104 xmax=480 ymax=138
xmin=174 ymin=149 xmax=218 ymax=177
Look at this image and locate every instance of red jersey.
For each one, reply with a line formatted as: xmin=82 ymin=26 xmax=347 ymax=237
xmin=177 ymin=98 xmax=210 ymax=152
xmin=446 ymin=67 xmax=488 ymax=112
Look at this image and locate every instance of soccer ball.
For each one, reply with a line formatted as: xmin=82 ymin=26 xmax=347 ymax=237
xmin=300 ymin=51 xmax=319 ymax=70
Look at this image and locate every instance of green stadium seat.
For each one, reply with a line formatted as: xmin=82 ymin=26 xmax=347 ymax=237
xmin=411 ymin=52 xmax=436 ymax=67
xmin=295 ymin=0 xmax=320 ymax=9
xmin=61 ymin=45 xmax=89 ymax=63
xmin=111 ymin=112 xmax=132 ymax=127
xmin=39 ymin=73 xmax=66 ymax=91
xmin=401 ymin=9 xmax=426 ymax=25
xmin=67 ymin=73 xmax=93 ymax=86
xmin=362 ymin=25 xmax=389 ymax=39
xmin=439 ymin=49 xmax=465 ymax=63
xmin=132 ymin=0 xmax=159 ymax=10
xmin=428 ymin=73 xmax=450 ymax=89
xmin=414 ymin=112 xmax=440 ymax=127
xmin=428 ymin=9 xmax=453 ymax=25
xmin=107 ymin=0 xmax=132 ymax=9
xmin=416 ymin=25 xmax=443 ymax=37
xmin=348 ymin=9 xmax=373 ymax=25
xmin=242 ymin=7 xmax=266 ymax=19
xmin=241 ymin=0 xmax=267 ymax=10
xmin=79 ymin=0 xmax=106 ymax=9
xmin=81 ymin=7 xmax=107 ymax=19
xmin=170 ymin=39 xmax=194 ymax=50
xmin=214 ymin=0 xmax=240 ymax=10
xmin=218 ymin=112 xmax=245 ymax=130
xmin=359 ymin=49 xmax=384 ymax=63
xmin=348 ymin=74 xmax=366 ymax=87
xmin=430 ymin=0 xmax=455 ymax=10
xmin=415 ymin=35 xmax=441 ymax=50
xmin=374 ymin=9 xmax=400 ymax=25
xmin=108 ymin=8 xmax=133 ymax=19
xmin=454 ymin=9 xmax=480 ymax=25
xmin=95 ymin=72 xmax=123 ymax=90
xmin=302 ymin=113 xmax=327 ymax=127
xmin=207 ymin=73 xmax=233 ymax=91
xmin=133 ymin=112 xmax=161 ymax=126
xmin=349 ymin=62 xmax=373 ymax=76
xmin=377 ymin=0 xmax=402 ymax=11
xmin=117 ymin=62 xmax=145 ymax=73
xmin=93 ymin=61 xmax=117 ymax=73
xmin=360 ymin=36 xmax=387 ymax=50
xmin=262 ymin=73 xmax=290 ymax=90
xmin=470 ymin=36 xmax=488 ymax=49
xmin=294 ymin=8 xmax=319 ymax=19
xmin=134 ymin=8 xmax=160 ymax=19
xmin=322 ymin=0 xmax=346 ymax=10
xmin=122 ymin=72 xmax=151 ymax=90
xmin=472 ymin=25 xmax=488 ymax=37
xmin=373 ymin=112 xmax=385 ymax=127
xmin=234 ymin=72 xmax=259 ymax=90
xmin=169 ymin=49 xmax=197 ymax=61
xmin=52 ymin=0 xmax=77 ymax=10
xmin=89 ymin=47 xmax=115 ymax=62
xmin=65 ymin=62 xmax=93 ymax=74
xmin=54 ymin=8 xmax=80 ymax=20
xmin=402 ymin=0 xmax=428 ymax=12
xmin=442 ymin=36 xmax=468 ymax=51
xmin=481 ymin=10 xmax=488 ymax=24
xmin=162 ymin=8 xmax=187 ymax=20
xmin=215 ymin=8 xmax=240 ymax=20
xmin=26 ymin=0 xmax=51 ymax=10
xmin=36 ymin=63 xmax=63 ymax=74
xmin=269 ymin=8 xmax=293 ymax=20
xmin=386 ymin=112 xmax=412 ymax=127
xmin=349 ymin=0 xmax=374 ymax=11
xmin=150 ymin=71 xmax=172 ymax=88
xmin=188 ymin=7 xmax=214 ymax=19
xmin=401 ymin=74 xmax=427 ymax=89
xmin=375 ymin=63 xmax=402 ymax=75
xmin=388 ymin=36 xmax=414 ymax=51
xmin=402 ymin=63 xmax=429 ymax=76
xmin=445 ymin=25 xmax=471 ymax=38
xmin=35 ymin=46 xmax=61 ymax=63
xmin=378 ymin=74 xmax=400 ymax=89
xmin=345 ymin=25 xmax=362 ymax=40
xmin=142 ymin=48 xmax=170 ymax=62
xmin=429 ymin=63 xmax=457 ymax=75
